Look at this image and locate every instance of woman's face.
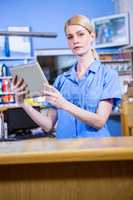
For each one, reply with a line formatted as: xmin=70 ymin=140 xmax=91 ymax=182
xmin=66 ymin=24 xmax=95 ymax=56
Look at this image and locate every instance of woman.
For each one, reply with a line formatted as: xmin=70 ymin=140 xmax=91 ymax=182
xmin=13 ymin=15 xmax=121 ymax=139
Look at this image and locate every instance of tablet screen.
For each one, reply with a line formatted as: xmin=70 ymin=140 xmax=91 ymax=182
xmin=10 ymin=63 xmax=49 ymax=98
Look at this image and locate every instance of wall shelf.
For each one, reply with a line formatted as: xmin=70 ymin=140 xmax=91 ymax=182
xmin=0 ymin=31 xmax=57 ymax=38
xmin=0 ymin=76 xmax=12 ymax=79
xmin=0 ymin=92 xmax=14 ymax=96
xmin=99 ymin=50 xmax=133 ymax=95
xmin=0 ymin=57 xmax=35 ymax=61
xmin=101 ymin=59 xmax=131 ymax=63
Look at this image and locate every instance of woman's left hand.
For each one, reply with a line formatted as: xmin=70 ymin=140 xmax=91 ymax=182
xmin=42 ymin=84 xmax=68 ymax=109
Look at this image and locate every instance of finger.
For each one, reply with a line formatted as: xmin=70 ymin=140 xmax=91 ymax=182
xmin=43 ymin=83 xmax=56 ymax=92
xmin=13 ymin=76 xmax=24 ymax=88
xmin=16 ymin=78 xmax=25 ymax=88
xmin=12 ymin=75 xmax=18 ymax=85
xmin=43 ymin=84 xmax=59 ymax=95
xmin=15 ymin=88 xmax=29 ymax=96
xmin=42 ymin=90 xmax=58 ymax=99
xmin=42 ymin=90 xmax=53 ymax=96
xmin=15 ymin=90 xmax=28 ymax=96
xmin=14 ymin=83 xmax=28 ymax=92
xmin=18 ymin=83 xmax=28 ymax=91
xmin=45 ymin=96 xmax=56 ymax=104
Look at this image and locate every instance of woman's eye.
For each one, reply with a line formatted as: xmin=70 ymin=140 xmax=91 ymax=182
xmin=79 ymin=33 xmax=85 ymax=36
xmin=67 ymin=36 xmax=73 ymax=40
xmin=67 ymin=32 xmax=85 ymax=40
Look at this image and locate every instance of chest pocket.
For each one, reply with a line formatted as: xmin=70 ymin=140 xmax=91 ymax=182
xmin=62 ymin=92 xmax=81 ymax=106
xmin=84 ymin=93 xmax=99 ymax=113
xmin=61 ymin=82 xmax=81 ymax=105
xmin=83 ymin=81 xmax=102 ymax=112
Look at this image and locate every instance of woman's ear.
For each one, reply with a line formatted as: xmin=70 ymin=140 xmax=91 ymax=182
xmin=90 ymin=32 xmax=96 ymax=42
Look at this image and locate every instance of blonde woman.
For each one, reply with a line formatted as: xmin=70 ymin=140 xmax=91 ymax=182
xmin=13 ymin=15 xmax=121 ymax=139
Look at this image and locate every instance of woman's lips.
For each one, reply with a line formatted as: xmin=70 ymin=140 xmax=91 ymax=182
xmin=73 ymin=46 xmax=82 ymax=50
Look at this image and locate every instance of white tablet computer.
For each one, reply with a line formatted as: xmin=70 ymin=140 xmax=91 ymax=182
xmin=10 ymin=62 xmax=49 ymax=98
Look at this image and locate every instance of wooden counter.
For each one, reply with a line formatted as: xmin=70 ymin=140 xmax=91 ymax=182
xmin=0 ymin=136 xmax=133 ymax=200
xmin=0 ymin=136 xmax=133 ymax=164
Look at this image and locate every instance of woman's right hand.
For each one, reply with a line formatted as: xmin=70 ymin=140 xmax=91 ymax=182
xmin=12 ymin=75 xmax=29 ymax=105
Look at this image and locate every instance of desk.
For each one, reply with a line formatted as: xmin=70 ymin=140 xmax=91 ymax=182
xmin=0 ymin=136 xmax=133 ymax=200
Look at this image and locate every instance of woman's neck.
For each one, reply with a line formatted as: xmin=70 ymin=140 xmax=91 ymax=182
xmin=76 ymin=50 xmax=95 ymax=79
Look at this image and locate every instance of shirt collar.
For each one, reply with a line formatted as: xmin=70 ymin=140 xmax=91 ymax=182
xmin=63 ymin=63 xmax=77 ymax=82
xmin=86 ymin=59 xmax=101 ymax=73
xmin=63 ymin=60 xmax=101 ymax=81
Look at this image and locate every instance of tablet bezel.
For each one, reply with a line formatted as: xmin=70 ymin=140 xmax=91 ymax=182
xmin=10 ymin=62 xmax=49 ymax=98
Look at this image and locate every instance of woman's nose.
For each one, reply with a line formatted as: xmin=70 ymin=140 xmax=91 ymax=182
xmin=73 ymin=36 xmax=79 ymax=44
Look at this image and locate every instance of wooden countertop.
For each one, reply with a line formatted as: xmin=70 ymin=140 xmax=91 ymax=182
xmin=0 ymin=136 xmax=133 ymax=165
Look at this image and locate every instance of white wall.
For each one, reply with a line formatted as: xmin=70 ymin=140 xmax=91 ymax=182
xmin=0 ymin=0 xmax=115 ymax=49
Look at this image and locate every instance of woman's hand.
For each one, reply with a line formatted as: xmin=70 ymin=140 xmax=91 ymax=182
xmin=12 ymin=75 xmax=29 ymax=105
xmin=42 ymin=84 xmax=68 ymax=109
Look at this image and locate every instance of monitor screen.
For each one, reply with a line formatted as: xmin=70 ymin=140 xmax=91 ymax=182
xmin=36 ymin=49 xmax=76 ymax=84
xmin=92 ymin=13 xmax=129 ymax=48
xmin=4 ymin=107 xmax=40 ymax=134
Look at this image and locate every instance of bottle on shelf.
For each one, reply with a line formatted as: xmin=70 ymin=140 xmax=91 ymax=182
xmin=0 ymin=64 xmax=15 ymax=105
xmin=1 ymin=63 xmax=11 ymax=76
xmin=4 ymin=36 xmax=10 ymax=57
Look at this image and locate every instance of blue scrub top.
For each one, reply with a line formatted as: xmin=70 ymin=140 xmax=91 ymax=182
xmin=48 ymin=60 xmax=121 ymax=139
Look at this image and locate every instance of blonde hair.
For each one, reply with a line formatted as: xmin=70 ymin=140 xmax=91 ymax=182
xmin=64 ymin=15 xmax=99 ymax=60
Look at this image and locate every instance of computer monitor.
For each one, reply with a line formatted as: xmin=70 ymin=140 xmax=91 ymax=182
xmin=36 ymin=48 xmax=77 ymax=84
xmin=92 ymin=13 xmax=130 ymax=48
xmin=4 ymin=107 xmax=40 ymax=134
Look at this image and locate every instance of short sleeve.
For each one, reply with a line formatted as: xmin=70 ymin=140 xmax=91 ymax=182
xmin=101 ymin=69 xmax=122 ymax=106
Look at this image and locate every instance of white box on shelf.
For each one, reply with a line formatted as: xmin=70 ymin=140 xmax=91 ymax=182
xmin=8 ymin=26 xmax=32 ymax=57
